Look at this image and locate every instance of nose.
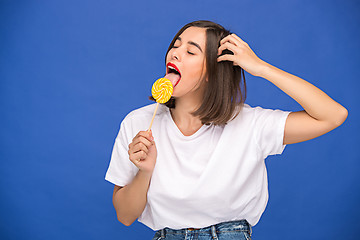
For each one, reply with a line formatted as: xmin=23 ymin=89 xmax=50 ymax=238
xmin=171 ymin=49 xmax=180 ymax=61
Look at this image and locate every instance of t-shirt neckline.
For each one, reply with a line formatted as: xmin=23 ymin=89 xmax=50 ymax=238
xmin=166 ymin=107 xmax=210 ymax=139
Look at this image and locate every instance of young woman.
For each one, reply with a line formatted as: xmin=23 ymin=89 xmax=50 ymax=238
xmin=105 ymin=20 xmax=348 ymax=240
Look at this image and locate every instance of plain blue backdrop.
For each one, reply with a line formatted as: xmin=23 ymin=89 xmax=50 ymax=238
xmin=1 ymin=0 xmax=359 ymax=239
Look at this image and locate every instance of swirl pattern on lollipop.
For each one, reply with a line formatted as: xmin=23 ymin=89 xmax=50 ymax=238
xmin=151 ymin=78 xmax=173 ymax=103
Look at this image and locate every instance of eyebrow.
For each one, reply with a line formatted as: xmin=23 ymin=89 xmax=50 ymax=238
xmin=176 ymin=37 xmax=203 ymax=53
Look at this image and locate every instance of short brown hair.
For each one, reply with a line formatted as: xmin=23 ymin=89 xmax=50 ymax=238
xmin=150 ymin=20 xmax=246 ymax=126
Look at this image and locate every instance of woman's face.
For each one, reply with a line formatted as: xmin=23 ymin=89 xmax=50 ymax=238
xmin=165 ymin=27 xmax=207 ymax=99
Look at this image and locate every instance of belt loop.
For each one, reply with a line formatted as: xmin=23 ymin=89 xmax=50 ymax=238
xmin=211 ymin=225 xmax=218 ymax=240
xmin=161 ymin=229 xmax=165 ymax=239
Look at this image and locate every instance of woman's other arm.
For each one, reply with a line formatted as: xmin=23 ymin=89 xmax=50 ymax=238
xmin=217 ymin=33 xmax=348 ymax=144
xmin=259 ymin=63 xmax=348 ymax=144
xmin=112 ymin=130 xmax=157 ymax=226
xmin=112 ymin=170 xmax=152 ymax=226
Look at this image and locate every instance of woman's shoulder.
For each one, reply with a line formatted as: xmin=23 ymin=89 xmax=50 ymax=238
xmin=231 ymin=103 xmax=288 ymax=122
xmin=233 ymin=103 xmax=258 ymax=117
xmin=238 ymin=103 xmax=287 ymax=114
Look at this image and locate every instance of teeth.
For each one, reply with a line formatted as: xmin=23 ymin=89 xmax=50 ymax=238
xmin=168 ymin=65 xmax=180 ymax=75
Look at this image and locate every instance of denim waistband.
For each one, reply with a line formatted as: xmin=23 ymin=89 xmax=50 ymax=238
xmin=158 ymin=219 xmax=252 ymax=238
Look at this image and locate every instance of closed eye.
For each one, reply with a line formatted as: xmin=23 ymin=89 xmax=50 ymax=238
xmin=171 ymin=45 xmax=195 ymax=55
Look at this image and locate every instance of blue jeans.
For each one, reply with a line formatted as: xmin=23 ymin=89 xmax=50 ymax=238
xmin=152 ymin=219 xmax=252 ymax=240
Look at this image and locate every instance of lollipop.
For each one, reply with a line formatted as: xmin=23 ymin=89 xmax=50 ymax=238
xmin=148 ymin=77 xmax=173 ymax=131
xmin=151 ymin=78 xmax=173 ymax=103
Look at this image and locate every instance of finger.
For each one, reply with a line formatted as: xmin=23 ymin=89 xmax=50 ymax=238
xmin=131 ymin=134 xmax=152 ymax=148
xmin=220 ymin=34 xmax=249 ymax=53
xmin=231 ymin=34 xmax=251 ymax=50
xmin=220 ymin=34 xmax=242 ymax=47
xmin=132 ymin=142 xmax=149 ymax=154
xmin=129 ymin=140 xmax=151 ymax=159
xmin=218 ymin=42 xmax=238 ymax=56
xmin=132 ymin=131 xmax=151 ymax=142
xmin=138 ymin=131 xmax=154 ymax=142
xmin=231 ymin=33 xmax=247 ymax=45
xmin=129 ymin=150 xmax=147 ymax=163
xmin=132 ymin=131 xmax=141 ymax=140
xmin=217 ymin=54 xmax=237 ymax=64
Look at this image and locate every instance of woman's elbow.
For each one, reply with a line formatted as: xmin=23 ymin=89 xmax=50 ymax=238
xmin=333 ymin=106 xmax=348 ymax=127
xmin=117 ymin=215 xmax=136 ymax=227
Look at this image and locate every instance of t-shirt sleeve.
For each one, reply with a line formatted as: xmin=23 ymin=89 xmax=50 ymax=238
xmin=105 ymin=120 xmax=139 ymax=187
xmin=253 ymin=106 xmax=291 ymax=157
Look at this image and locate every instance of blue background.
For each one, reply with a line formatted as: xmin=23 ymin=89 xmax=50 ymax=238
xmin=1 ymin=0 xmax=359 ymax=239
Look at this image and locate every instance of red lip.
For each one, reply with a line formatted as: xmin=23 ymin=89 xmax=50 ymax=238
xmin=166 ymin=62 xmax=182 ymax=87
xmin=166 ymin=62 xmax=182 ymax=77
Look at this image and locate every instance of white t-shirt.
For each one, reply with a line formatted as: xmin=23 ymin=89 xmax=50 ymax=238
xmin=105 ymin=103 xmax=291 ymax=231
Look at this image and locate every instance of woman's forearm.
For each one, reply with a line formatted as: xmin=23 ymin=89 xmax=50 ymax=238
xmin=259 ymin=62 xmax=348 ymax=126
xmin=113 ymin=170 xmax=152 ymax=226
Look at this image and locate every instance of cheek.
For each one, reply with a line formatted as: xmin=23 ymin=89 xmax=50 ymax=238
xmin=194 ymin=62 xmax=206 ymax=77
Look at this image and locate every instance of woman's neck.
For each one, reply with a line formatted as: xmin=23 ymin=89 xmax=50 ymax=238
xmin=170 ymin=97 xmax=203 ymax=134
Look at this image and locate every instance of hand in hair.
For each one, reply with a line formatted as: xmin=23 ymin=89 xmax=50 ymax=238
xmin=217 ymin=33 xmax=266 ymax=77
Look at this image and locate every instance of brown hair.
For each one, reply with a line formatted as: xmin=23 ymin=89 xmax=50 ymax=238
xmin=149 ymin=20 xmax=246 ymax=126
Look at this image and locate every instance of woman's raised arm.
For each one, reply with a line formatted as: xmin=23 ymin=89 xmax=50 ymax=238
xmin=217 ymin=33 xmax=348 ymax=144
xmin=259 ymin=63 xmax=348 ymax=144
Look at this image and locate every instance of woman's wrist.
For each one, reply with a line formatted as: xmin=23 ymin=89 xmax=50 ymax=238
xmin=256 ymin=60 xmax=272 ymax=78
xmin=138 ymin=169 xmax=153 ymax=180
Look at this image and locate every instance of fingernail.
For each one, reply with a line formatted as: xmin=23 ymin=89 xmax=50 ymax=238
xmin=149 ymin=133 xmax=154 ymax=141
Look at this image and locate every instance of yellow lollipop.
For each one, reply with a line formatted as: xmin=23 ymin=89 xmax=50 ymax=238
xmin=151 ymin=78 xmax=173 ymax=103
xmin=148 ymin=78 xmax=173 ymax=132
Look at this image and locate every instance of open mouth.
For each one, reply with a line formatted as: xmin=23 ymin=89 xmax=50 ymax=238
xmin=165 ymin=63 xmax=181 ymax=87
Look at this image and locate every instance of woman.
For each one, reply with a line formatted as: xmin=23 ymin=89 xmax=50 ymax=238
xmin=105 ymin=20 xmax=348 ymax=240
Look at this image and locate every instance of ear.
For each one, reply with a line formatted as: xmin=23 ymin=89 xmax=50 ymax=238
xmin=203 ymin=70 xmax=208 ymax=82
